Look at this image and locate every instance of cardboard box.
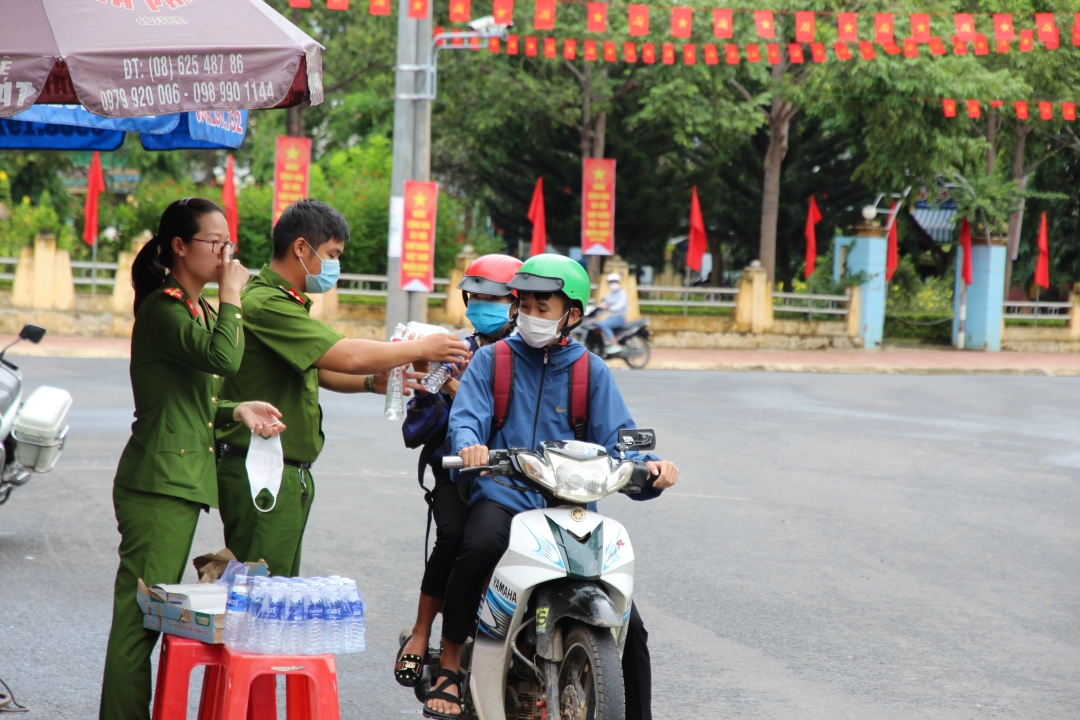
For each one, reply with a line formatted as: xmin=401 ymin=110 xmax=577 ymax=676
xmin=137 ymin=580 xmax=225 ymax=643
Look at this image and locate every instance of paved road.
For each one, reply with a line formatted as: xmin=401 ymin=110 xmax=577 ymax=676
xmin=1 ymin=358 xmax=1078 ymax=719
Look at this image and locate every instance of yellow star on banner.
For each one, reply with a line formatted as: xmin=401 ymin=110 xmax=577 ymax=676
xmin=414 ymin=193 xmax=427 ymax=208
xmin=999 ymin=22 xmax=1010 ymax=32
xmin=286 ymin=146 xmax=300 ymax=161
xmin=843 ymin=23 xmax=853 ymax=33
xmin=678 ymin=18 xmax=687 ymax=28
xmin=539 ymin=9 xmax=550 ymax=19
xmin=761 ymin=20 xmax=771 ymax=29
xmin=960 ymin=22 xmax=971 ymax=32
xmin=917 ymin=23 xmax=926 ymax=32
xmin=593 ymin=168 xmax=606 ymax=181
xmin=496 ymin=8 xmax=506 ymax=17
xmin=412 ymin=1 xmax=422 ymax=10
xmin=800 ymin=22 xmax=810 ymax=31
xmin=593 ymin=12 xmax=602 ymax=22
xmin=632 ymin=16 xmax=643 ymax=26
xmin=718 ymin=19 xmax=728 ymax=29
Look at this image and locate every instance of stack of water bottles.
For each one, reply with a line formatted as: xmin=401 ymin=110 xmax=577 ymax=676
xmin=384 ymin=322 xmax=472 ymax=420
xmin=222 ymin=567 xmax=366 ymax=655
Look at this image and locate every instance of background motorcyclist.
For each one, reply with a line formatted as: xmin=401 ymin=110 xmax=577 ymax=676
xmin=393 ymin=254 xmax=522 ymax=688
xmin=423 ymin=255 xmax=678 ymax=720
xmin=597 ymin=271 xmax=628 ymax=354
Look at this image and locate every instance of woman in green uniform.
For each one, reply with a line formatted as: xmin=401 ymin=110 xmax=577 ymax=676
xmin=99 ymin=198 xmax=286 ymax=720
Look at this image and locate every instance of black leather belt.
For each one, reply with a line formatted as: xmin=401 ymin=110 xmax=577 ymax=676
xmin=217 ymin=442 xmax=313 ymax=469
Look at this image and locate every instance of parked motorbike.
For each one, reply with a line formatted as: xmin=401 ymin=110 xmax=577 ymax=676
xmin=571 ymin=306 xmax=651 ymax=369
xmin=0 ymin=324 xmax=73 ymax=507
xmin=407 ymin=429 xmax=659 ymax=720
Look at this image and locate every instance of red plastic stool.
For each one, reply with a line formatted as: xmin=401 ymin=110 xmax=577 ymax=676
xmin=218 ymin=646 xmax=340 ymax=720
xmin=151 ymin=635 xmax=277 ymax=720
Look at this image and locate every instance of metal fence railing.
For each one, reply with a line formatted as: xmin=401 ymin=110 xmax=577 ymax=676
xmin=1003 ymin=300 xmax=1073 ymax=324
xmin=336 ymin=273 xmax=451 ymax=300
xmin=773 ymin=291 xmax=850 ymax=318
xmin=636 ymin=285 xmax=739 ymax=308
xmin=0 ymin=257 xmax=17 ymax=283
xmin=70 ymin=260 xmax=118 ymax=292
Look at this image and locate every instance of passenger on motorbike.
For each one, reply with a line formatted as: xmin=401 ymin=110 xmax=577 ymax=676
xmin=394 ymin=254 xmax=523 ymax=688
xmin=424 ymin=255 xmax=678 ymax=720
xmin=597 ymin=271 xmax=628 ymax=354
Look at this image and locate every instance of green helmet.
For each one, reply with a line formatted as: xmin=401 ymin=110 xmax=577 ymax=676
xmin=507 ymin=255 xmax=592 ymax=311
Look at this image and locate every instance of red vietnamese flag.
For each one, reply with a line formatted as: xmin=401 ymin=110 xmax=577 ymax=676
xmin=1015 ymin=101 xmax=1029 ymax=120
xmin=859 ymin=41 xmax=876 ymax=60
xmin=369 ymin=0 xmax=389 ymax=16
xmin=1035 ymin=212 xmax=1050 ymax=289
xmin=449 ymin=0 xmax=470 ymax=23
xmin=746 ymin=44 xmax=761 ymax=62
xmin=996 ymin=38 xmax=1010 ymax=53
xmin=587 ymin=2 xmax=607 ymax=33
xmin=882 ymin=40 xmax=902 ymax=55
xmin=525 ymin=36 xmax=538 ymax=56
xmin=661 ymin=43 xmax=675 ymax=64
xmin=628 ymin=5 xmax=649 ymax=37
xmin=563 ymin=39 xmax=577 ymax=60
xmin=903 ymin=38 xmax=918 ymax=57
xmin=407 ymin=0 xmax=427 ymax=20
xmin=725 ymin=44 xmax=740 ymax=64
xmin=642 ymin=43 xmax=656 ymax=64
xmin=623 ymin=42 xmax=638 ymax=62
xmin=289 ymin=0 xmax=310 ymax=7
xmin=795 ymin=12 xmax=815 ymax=43
xmin=671 ymin=7 xmax=691 ymax=38
xmin=603 ymin=41 xmax=616 ymax=62
xmin=1036 ymin=13 xmax=1057 ymax=42
xmin=401 ymin=181 xmax=439 ymax=293
xmin=967 ymin=100 xmax=980 ymax=118
xmin=222 ymin=155 xmax=239 ymax=250
xmin=488 ymin=37 xmax=501 ymax=53
xmin=527 ymin=177 xmax=546 ymax=257
xmin=929 ymin=37 xmax=946 ymax=56
xmin=942 ymin=99 xmax=957 ymax=118
xmin=990 ymin=100 xmax=1004 ymax=108
xmin=82 ymin=151 xmax=105 ymax=246
xmin=434 ymin=26 xmax=445 ymax=46
xmin=702 ymin=44 xmax=718 ymax=64
xmin=1073 ymin=14 xmax=1080 ymax=46
xmin=810 ymin=43 xmax=826 ymax=62
xmin=911 ymin=14 xmax=930 ymax=43
xmin=507 ymin=34 xmax=519 ymax=54
xmin=804 ymin=195 xmax=822 ymax=278
xmin=952 ymin=36 xmax=968 ymax=54
xmin=683 ymin=44 xmax=696 ymax=65
xmin=875 ymin=13 xmax=894 ymax=44
xmin=326 ymin=0 xmax=347 ymax=9
xmin=492 ymin=0 xmax=513 ymax=25
xmin=1039 ymin=101 xmax=1053 ymax=120
xmin=1064 ymin=102 xmax=1077 ymax=121
xmin=959 ymin=217 xmax=973 ymax=286
xmin=272 ymin=137 xmax=311 ymax=227
xmin=766 ymin=43 xmax=781 ymax=64
xmin=993 ymin=14 xmax=1014 ymax=41
xmin=838 ymin=13 xmax=858 ymax=42
xmin=1045 ymin=26 xmax=1060 ymax=49
xmin=834 ymin=42 xmax=852 ymax=60
xmin=885 ymin=202 xmax=899 ymax=282
xmin=755 ymin=10 xmax=775 ymax=39
xmin=954 ymin=13 xmax=975 ymax=41
xmin=974 ymin=34 xmax=989 ymax=54
xmin=581 ymin=158 xmax=616 ymax=256
xmin=687 ymin=187 xmax=707 ymax=273
xmin=583 ymin=40 xmax=597 ymax=61
xmin=713 ymin=9 xmax=733 ymax=38
xmin=534 ymin=0 xmax=555 ymax=31
xmin=788 ymin=43 xmax=805 ymax=63
xmin=1020 ymin=30 xmax=1034 ymax=51
xmin=543 ymin=37 xmax=556 ymax=58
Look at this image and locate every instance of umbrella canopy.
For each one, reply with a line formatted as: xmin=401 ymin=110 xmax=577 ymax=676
xmin=1 ymin=0 xmax=323 ymax=119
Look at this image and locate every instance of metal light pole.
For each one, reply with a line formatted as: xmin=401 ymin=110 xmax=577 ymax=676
xmin=384 ymin=17 xmax=509 ymax=337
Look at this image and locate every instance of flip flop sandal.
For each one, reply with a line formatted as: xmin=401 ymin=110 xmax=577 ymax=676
xmin=394 ymin=635 xmax=425 ymax=688
xmin=422 ymin=668 xmax=464 ymax=719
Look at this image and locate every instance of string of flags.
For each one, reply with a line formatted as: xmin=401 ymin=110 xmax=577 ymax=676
xmin=942 ymin=99 xmax=1076 ymax=121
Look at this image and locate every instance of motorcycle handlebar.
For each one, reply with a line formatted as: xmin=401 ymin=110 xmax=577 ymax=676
xmin=442 ymin=456 xmax=465 ymax=469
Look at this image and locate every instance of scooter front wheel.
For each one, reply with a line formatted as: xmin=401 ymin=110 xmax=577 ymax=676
xmin=621 ymin=335 xmax=650 ymax=370
xmin=555 ymin=623 xmax=625 ymax=720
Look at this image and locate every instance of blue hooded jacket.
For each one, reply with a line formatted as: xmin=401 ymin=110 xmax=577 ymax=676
xmin=449 ymin=334 xmax=661 ymax=513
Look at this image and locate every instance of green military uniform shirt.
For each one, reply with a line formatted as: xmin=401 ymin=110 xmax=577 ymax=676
xmin=113 ymin=275 xmax=244 ymax=507
xmin=216 ymin=266 xmax=344 ymax=463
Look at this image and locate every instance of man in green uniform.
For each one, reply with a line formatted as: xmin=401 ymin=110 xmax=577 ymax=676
xmin=217 ymin=199 xmax=469 ymax=576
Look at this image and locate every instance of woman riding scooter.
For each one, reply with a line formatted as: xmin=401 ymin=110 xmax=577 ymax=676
xmin=394 ymin=254 xmax=523 ymax=687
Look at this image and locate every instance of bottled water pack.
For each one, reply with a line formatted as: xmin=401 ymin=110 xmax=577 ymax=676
xmin=222 ymin=568 xmax=366 ymax=655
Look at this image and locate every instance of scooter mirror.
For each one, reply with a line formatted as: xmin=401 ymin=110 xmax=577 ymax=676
xmin=19 ymin=325 xmax=45 ymax=344
xmin=616 ymin=428 xmax=655 ymax=452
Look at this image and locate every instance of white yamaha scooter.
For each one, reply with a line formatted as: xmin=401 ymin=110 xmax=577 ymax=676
xmin=413 ymin=429 xmax=658 ymax=720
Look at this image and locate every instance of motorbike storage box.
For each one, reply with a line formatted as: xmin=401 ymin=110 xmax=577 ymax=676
xmin=12 ymin=386 xmax=71 ymax=472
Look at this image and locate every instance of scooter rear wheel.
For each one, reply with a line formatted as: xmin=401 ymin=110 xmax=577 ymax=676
xmin=621 ymin=335 xmax=650 ymax=370
xmin=556 ymin=623 xmax=625 ymax=720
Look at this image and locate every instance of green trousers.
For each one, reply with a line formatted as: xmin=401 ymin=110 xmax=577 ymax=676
xmin=217 ymin=453 xmax=315 ymax=577
xmin=99 ymin=485 xmax=202 ymax=720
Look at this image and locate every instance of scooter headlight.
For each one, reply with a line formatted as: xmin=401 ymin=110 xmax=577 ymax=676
xmin=515 ymin=452 xmax=555 ymax=490
xmin=608 ymin=461 xmax=635 ymax=493
xmin=550 ymin=456 xmax=610 ymax=502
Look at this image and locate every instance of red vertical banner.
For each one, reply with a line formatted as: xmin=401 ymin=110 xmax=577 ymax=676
xmin=628 ymin=5 xmax=649 ymax=36
xmin=795 ymin=12 xmax=815 ymax=43
xmin=810 ymin=43 xmax=826 ymax=62
xmin=584 ymin=40 xmax=598 ymax=61
xmin=525 ymin=36 xmax=538 ymax=56
xmin=954 ymin=14 xmax=975 ymax=41
xmin=272 ymin=136 xmax=312 ymax=227
xmin=911 ymin=14 xmax=930 ymax=43
xmin=603 ymin=41 xmax=617 ymax=61
xmin=837 ymin=13 xmax=858 ymax=41
xmin=623 ymin=42 xmax=638 ymax=62
xmin=587 ymin=2 xmax=607 ymax=33
xmin=400 ymin=181 xmax=439 ymax=292
xmin=754 ymin=10 xmax=775 ymax=39
xmin=369 ymin=0 xmax=390 ymax=15
xmin=725 ymin=44 xmax=740 ymax=64
xmin=942 ymin=99 xmax=957 ymax=118
xmin=407 ymin=0 xmax=428 ymax=19
xmin=671 ymin=7 xmax=692 ymax=38
xmin=222 ymin=155 xmax=239 ymax=250
xmin=874 ymin=13 xmax=893 ymax=44
xmin=534 ymin=0 xmax=555 ymax=30
xmin=1036 ymin=13 xmax=1057 ymax=42
xmin=713 ymin=9 xmax=733 ymax=38
xmin=527 ymin=177 xmax=546 ymax=257
xmin=493 ymin=0 xmax=513 ymax=25
xmin=449 ymin=0 xmax=471 ymax=23
xmin=563 ymin=39 xmax=577 ymax=59
xmin=703 ymin=44 xmax=719 ymax=64
xmin=544 ymin=37 xmax=557 ymax=58
xmin=683 ymin=44 xmax=696 ymax=65
xmin=581 ymin=158 xmax=616 ymax=257
xmin=642 ymin=43 xmax=655 ymax=64
xmin=507 ymin=34 xmax=520 ymax=54
xmin=83 ymin=151 xmax=105 ymax=246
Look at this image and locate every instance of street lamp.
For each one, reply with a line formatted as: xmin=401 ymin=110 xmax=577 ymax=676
xmin=396 ymin=17 xmax=511 ymax=102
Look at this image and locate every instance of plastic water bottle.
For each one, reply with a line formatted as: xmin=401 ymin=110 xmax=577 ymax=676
xmin=384 ymin=324 xmax=407 ymax=420
xmin=282 ymin=585 xmax=306 ymax=655
xmin=259 ymin=583 xmax=286 ymax=654
xmin=341 ymin=580 xmax=366 ymax=653
xmin=222 ymin=568 xmax=250 ymax=649
xmin=304 ymin=585 xmax=327 ymax=655
xmin=324 ymin=583 xmax=346 ymax=654
xmin=420 ymin=329 xmax=470 ymax=393
xmin=244 ymin=577 xmax=268 ymax=652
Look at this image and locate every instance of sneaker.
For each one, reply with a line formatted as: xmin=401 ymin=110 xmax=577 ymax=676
xmin=605 ymin=344 xmax=621 ymax=355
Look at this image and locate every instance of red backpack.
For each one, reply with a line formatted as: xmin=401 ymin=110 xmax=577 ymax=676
xmin=489 ymin=339 xmax=591 ymax=442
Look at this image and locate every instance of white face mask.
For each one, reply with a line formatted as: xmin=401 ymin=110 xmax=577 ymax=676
xmin=246 ymin=432 xmax=284 ymax=513
xmin=517 ymin=311 xmax=567 ymax=348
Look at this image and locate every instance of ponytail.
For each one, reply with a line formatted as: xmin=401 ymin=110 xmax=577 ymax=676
xmin=132 ymin=197 xmax=223 ymax=313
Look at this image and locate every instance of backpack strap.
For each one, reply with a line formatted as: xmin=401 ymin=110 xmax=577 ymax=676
xmin=568 ymin=352 xmax=591 ymax=441
xmin=489 ymin=340 xmax=515 ymax=441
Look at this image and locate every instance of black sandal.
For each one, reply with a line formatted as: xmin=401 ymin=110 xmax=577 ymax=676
xmin=422 ymin=668 xmax=463 ymax=719
xmin=394 ymin=635 xmax=425 ymax=687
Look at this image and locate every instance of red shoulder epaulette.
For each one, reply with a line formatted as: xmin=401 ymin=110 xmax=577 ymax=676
xmin=163 ymin=286 xmax=199 ymax=318
xmin=279 ymin=285 xmax=307 ymax=306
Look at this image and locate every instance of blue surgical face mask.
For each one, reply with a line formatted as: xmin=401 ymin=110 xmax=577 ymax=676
xmin=465 ymin=300 xmax=512 ymax=337
xmin=301 ymin=247 xmax=340 ymax=294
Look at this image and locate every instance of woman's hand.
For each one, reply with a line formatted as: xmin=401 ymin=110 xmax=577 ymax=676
xmin=218 ymin=245 xmax=248 ymax=308
xmin=234 ymin=401 xmax=286 ymax=438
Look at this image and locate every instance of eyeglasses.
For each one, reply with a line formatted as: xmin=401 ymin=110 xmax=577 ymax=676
xmin=183 ymin=237 xmax=237 ymax=255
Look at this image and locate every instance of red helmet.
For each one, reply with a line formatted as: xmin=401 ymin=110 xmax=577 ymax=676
xmin=457 ymin=254 xmax=524 ymax=304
